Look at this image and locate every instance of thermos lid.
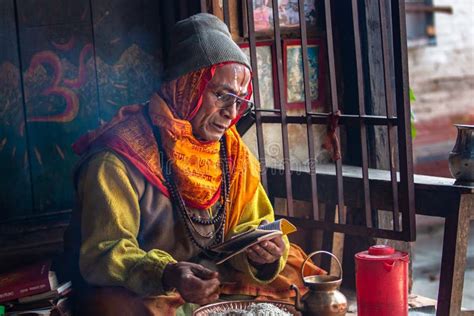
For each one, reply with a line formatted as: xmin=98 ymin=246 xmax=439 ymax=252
xmin=369 ymin=245 xmax=395 ymax=255
xmin=355 ymin=245 xmax=409 ymax=261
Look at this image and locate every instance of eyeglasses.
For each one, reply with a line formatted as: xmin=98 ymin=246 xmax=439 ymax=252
xmin=214 ymin=92 xmax=254 ymax=116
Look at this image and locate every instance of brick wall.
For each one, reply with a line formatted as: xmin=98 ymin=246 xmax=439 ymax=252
xmin=408 ymin=0 xmax=474 ymax=176
xmin=408 ymin=0 xmax=474 ymax=121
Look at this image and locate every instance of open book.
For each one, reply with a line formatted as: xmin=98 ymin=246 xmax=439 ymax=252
xmin=209 ymin=219 xmax=297 ymax=264
xmin=18 ymin=281 xmax=71 ymax=304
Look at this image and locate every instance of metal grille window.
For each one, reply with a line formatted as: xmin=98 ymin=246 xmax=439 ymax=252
xmin=202 ymin=0 xmax=416 ymax=242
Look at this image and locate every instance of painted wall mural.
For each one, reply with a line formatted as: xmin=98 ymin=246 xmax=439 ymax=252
xmin=25 ymin=44 xmax=93 ymax=123
xmin=0 ymin=0 xmax=162 ymax=220
xmin=0 ymin=0 xmax=33 ymax=218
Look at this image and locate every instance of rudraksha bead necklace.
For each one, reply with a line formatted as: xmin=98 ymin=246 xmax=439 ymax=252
xmin=147 ymin=106 xmax=229 ymax=250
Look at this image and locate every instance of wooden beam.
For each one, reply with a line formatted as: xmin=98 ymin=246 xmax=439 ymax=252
xmin=267 ymin=165 xmax=470 ymax=218
xmin=437 ymin=194 xmax=474 ymax=316
xmin=405 ymin=4 xmax=453 ymax=15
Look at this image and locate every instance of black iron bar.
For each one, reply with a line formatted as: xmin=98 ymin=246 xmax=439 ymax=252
xmin=324 ymin=0 xmax=345 ymax=223
xmin=260 ymin=114 xmax=399 ymax=126
xmin=351 ymin=0 xmax=372 ymax=227
xmin=379 ymin=0 xmax=400 ymax=231
xmin=246 ymin=0 xmax=268 ymax=190
xmin=12 ymin=0 xmax=35 ymax=212
xmin=277 ymin=215 xmax=406 ymax=240
xmin=298 ymin=0 xmax=320 ymax=220
xmin=271 ymin=0 xmax=294 ymax=217
xmin=391 ymin=0 xmax=416 ymax=241
xmin=222 ymin=0 xmax=230 ymax=28
xmin=254 ymin=108 xmax=281 ymax=114
xmin=178 ymin=0 xmax=188 ymax=19
xmin=200 ymin=0 xmax=207 ymax=13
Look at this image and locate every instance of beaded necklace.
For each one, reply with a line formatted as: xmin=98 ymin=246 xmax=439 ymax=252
xmin=146 ymin=105 xmax=229 ymax=251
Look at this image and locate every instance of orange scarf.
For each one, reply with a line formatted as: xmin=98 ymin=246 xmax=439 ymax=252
xmin=148 ymin=93 xmax=261 ymax=217
xmin=72 ymin=94 xmax=260 ymax=233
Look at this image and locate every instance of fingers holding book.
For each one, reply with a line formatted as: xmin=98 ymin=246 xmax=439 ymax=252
xmin=246 ymin=235 xmax=286 ymax=265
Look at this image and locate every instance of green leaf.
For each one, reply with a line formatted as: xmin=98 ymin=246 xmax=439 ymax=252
xmin=409 ymin=88 xmax=417 ymax=138
xmin=409 ymin=88 xmax=416 ymax=102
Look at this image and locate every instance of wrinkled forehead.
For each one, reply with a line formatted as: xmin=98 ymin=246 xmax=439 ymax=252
xmin=208 ymin=63 xmax=251 ymax=95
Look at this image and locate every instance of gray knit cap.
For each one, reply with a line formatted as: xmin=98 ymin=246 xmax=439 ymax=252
xmin=164 ymin=13 xmax=251 ymax=81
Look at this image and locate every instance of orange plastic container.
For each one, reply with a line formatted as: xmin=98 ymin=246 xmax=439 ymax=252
xmin=355 ymin=245 xmax=409 ymax=316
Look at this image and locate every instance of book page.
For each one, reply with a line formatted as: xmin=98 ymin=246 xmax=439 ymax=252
xmin=210 ymin=219 xmax=297 ymax=264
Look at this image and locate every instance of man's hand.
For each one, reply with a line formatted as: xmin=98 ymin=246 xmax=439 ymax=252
xmin=246 ymin=235 xmax=286 ymax=265
xmin=162 ymin=262 xmax=220 ymax=305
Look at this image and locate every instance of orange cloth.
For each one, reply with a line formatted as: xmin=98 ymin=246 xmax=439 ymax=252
xmin=73 ymin=62 xmax=254 ymax=211
xmin=72 ymin=92 xmax=261 ymax=231
xmin=221 ymin=243 xmax=326 ymax=302
xmin=159 ymin=66 xmax=210 ymax=120
xmin=74 ymin=286 xmax=185 ymax=315
xmin=149 ymin=95 xmax=224 ymax=209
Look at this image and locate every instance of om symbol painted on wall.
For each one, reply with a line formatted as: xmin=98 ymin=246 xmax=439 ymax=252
xmin=25 ymin=42 xmax=93 ymax=123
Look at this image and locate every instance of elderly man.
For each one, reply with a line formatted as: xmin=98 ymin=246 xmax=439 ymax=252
xmin=63 ymin=13 xmax=322 ymax=315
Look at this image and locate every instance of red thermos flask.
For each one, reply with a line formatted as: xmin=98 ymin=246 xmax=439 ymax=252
xmin=355 ymin=245 xmax=409 ymax=316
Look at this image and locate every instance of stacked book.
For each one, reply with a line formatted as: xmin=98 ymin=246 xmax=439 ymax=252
xmin=0 ymin=260 xmax=72 ymax=316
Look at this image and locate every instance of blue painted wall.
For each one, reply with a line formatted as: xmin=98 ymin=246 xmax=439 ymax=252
xmin=0 ymin=0 xmax=163 ymax=220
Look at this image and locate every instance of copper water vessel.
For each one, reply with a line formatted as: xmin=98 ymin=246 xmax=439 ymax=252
xmin=291 ymin=251 xmax=347 ymax=316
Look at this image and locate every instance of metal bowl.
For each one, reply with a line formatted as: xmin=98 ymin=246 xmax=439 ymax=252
xmin=193 ymin=300 xmax=301 ymax=315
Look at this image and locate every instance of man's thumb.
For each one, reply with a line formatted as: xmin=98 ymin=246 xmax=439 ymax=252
xmin=192 ymin=264 xmax=219 ymax=280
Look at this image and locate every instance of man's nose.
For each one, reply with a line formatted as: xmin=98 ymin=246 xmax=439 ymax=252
xmin=221 ymin=103 xmax=238 ymax=120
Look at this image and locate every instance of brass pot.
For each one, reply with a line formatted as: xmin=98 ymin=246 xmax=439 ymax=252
xmin=448 ymin=124 xmax=474 ymax=184
xmin=291 ymin=251 xmax=347 ymax=316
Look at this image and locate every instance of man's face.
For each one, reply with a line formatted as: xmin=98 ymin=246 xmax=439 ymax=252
xmin=190 ymin=63 xmax=251 ymax=142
